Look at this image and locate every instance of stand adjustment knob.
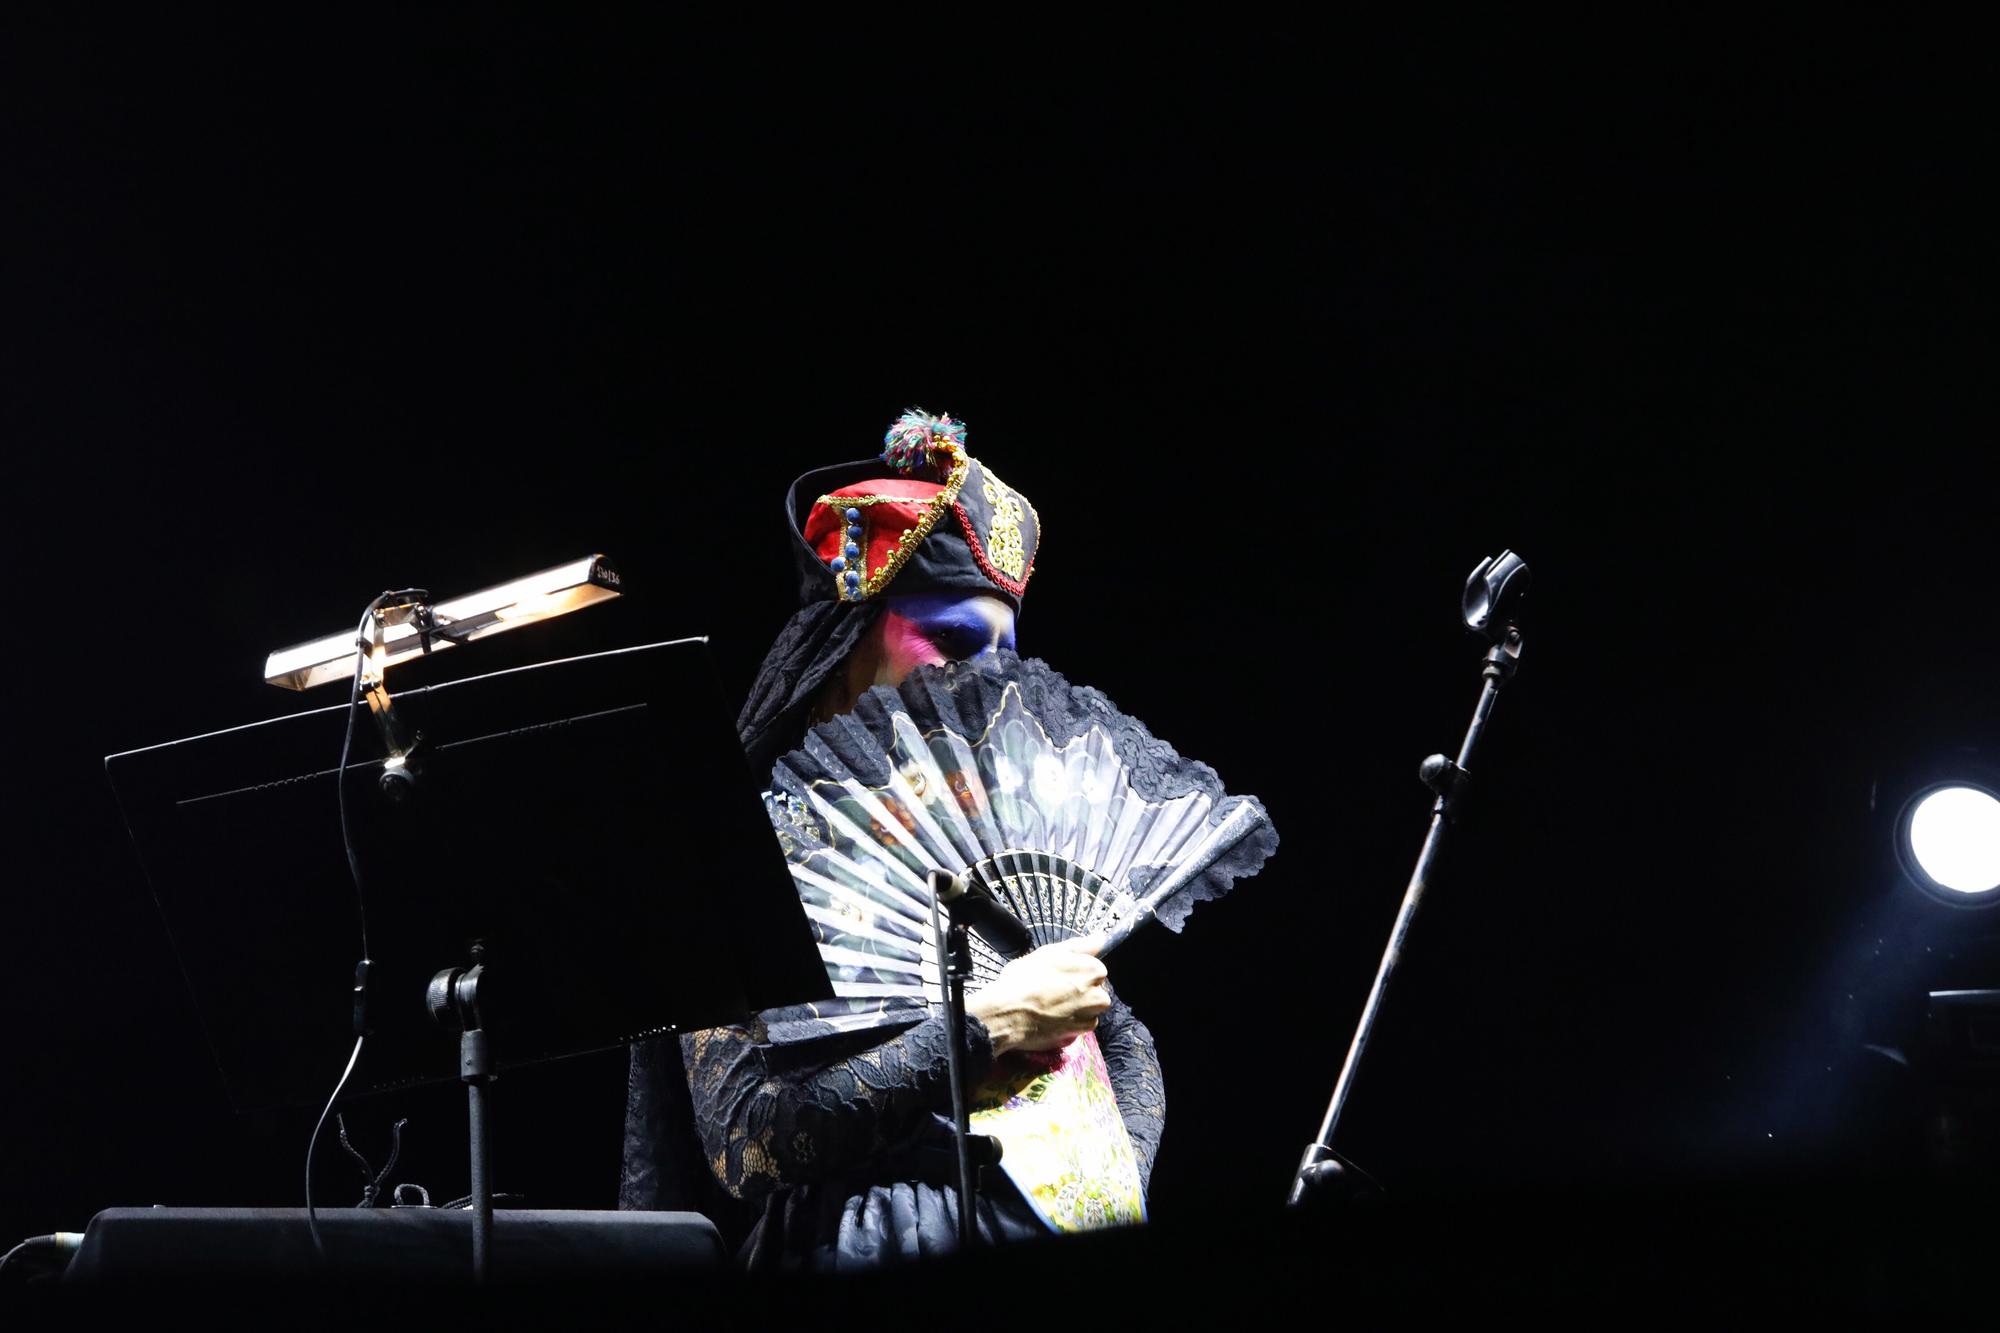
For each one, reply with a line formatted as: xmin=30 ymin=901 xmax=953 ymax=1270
xmin=426 ymin=968 xmax=464 ymax=1030
xmin=1419 ymin=754 xmax=1469 ymax=800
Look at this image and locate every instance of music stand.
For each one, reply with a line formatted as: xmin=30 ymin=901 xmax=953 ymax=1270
xmin=103 ymin=636 xmax=831 ymax=1278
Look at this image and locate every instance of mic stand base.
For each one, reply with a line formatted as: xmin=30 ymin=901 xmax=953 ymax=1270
xmin=1288 ymin=1143 xmax=1385 ymax=1210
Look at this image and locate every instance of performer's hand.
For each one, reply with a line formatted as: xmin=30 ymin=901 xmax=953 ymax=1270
xmin=966 ymin=938 xmax=1110 ymax=1057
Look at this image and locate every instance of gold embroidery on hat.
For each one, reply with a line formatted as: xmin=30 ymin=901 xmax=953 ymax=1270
xmin=814 ymin=493 xmax=913 ymax=508
xmin=980 ymin=468 xmax=1028 ymax=581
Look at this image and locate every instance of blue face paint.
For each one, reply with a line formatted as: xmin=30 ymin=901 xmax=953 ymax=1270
xmin=878 ymin=592 xmax=1017 ymax=674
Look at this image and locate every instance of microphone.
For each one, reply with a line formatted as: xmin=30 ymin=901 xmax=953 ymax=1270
xmin=929 ymin=870 xmax=1035 ymax=957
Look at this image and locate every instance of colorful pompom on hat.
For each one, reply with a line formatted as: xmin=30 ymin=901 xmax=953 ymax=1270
xmin=784 ymin=409 xmax=1041 ymax=608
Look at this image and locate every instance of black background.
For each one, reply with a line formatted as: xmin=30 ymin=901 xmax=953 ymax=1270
xmin=4 ymin=12 xmax=1996 ymax=1258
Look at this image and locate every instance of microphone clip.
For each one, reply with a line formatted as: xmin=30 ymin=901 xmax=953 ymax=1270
xmin=934 ymin=871 xmax=1035 ymax=957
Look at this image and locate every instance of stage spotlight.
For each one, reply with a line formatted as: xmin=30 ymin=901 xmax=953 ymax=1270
xmin=1898 ymin=783 xmax=2000 ymax=903
xmin=263 ymin=555 xmax=621 ymax=691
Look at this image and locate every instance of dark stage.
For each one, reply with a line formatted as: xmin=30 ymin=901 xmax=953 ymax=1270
xmin=4 ymin=13 xmax=1996 ymax=1310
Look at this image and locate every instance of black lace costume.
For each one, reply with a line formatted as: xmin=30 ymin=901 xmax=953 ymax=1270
xmin=618 ymin=602 xmax=1169 ymax=1271
xmin=684 ymin=987 xmax=1164 ymax=1270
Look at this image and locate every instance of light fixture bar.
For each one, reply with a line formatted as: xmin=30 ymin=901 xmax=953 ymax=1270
xmin=264 ymin=555 xmax=623 ymax=690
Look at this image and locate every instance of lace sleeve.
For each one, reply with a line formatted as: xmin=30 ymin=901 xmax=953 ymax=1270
xmin=681 ymin=1013 xmax=994 ymax=1204
xmin=1096 ymin=987 xmax=1166 ymax=1193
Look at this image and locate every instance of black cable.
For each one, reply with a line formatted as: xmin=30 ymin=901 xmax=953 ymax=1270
xmin=336 ymin=1113 xmax=372 ymax=1184
xmin=334 ymin=585 xmax=425 ymax=955
xmin=304 ymin=591 xmax=408 ymax=1262
xmin=304 ymin=1033 xmax=365 ymax=1260
xmin=338 ymin=596 xmax=387 ymax=961
xmin=0 ymin=1233 xmax=82 ymax=1281
xmin=0 ymin=1238 xmax=42 ymax=1275
xmin=337 ymin=1113 xmax=408 ymax=1205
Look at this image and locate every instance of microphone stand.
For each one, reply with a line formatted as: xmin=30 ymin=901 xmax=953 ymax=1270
xmin=928 ymin=869 xmax=985 ymax=1252
xmin=1288 ymin=551 xmax=1531 ymax=1208
xmin=428 ymin=942 xmax=496 ymax=1281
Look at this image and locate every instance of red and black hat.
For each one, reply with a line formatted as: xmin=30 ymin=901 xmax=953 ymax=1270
xmin=784 ymin=409 xmax=1041 ymax=609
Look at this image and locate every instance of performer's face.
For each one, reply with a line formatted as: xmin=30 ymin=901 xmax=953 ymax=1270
xmin=875 ymin=592 xmax=1017 ymax=678
xmin=820 ymin=592 xmax=1016 ymax=718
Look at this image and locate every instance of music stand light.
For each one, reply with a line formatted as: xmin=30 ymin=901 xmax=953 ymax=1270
xmin=263 ymin=555 xmax=623 ymax=692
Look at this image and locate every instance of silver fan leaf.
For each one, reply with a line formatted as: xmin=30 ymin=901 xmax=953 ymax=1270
xmin=764 ymin=653 xmax=1279 ymax=1030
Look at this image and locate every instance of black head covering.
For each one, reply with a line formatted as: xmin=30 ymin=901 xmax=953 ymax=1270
xmin=733 ymin=598 xmax=885 ymax=780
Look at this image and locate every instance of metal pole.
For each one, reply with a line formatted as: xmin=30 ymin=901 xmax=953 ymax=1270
xmin=1288 ymin=667 xmax=1503 ymax=1205
xmin=1287 ymin=562 xmax=1525 ymax=1207
xmin=928 ymin=870 xmax=979 ymax=1251
xmin=461 ymin=1023 xmax=494 ymax=1283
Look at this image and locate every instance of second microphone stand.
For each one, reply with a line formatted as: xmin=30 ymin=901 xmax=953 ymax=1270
xmin=1289 ymin=551 xmax=1531 ymax=1207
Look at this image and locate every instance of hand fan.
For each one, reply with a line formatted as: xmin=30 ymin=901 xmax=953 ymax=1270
xmin=760 ymin=652 xmax=1279 ymax=1233
xmin=763 ymin=652 xmax=1279 ymax=1036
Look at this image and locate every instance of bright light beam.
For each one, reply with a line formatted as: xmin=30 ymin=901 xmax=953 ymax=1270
xmin=1907 ymin=785 xmax=2000 ymax=896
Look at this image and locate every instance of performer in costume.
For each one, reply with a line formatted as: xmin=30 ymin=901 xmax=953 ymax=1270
xmin=619 ymin=410 xmax=1166 ymax=1270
